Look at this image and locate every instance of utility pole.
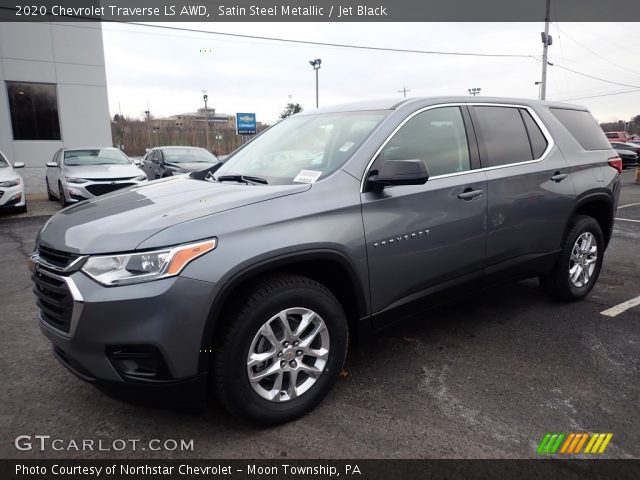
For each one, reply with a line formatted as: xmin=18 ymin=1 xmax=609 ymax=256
xmin=398 ymin=87 xmax=411 ymax=98
xmin=468 ymin=88 xmax=481 ymax=96
xmin=540 ymin=0 xmax=552 ymax=100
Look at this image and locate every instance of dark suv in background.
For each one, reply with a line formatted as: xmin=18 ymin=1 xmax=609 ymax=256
xmin=30 ymin=97 xmax=621 ymax=424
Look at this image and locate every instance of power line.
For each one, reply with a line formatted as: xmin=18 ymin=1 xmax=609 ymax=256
xmin=41 ymin=15 xmax=539 ymax=59
xmin=554 ymin=89 xmax=640 ymax=102
xmin=556 ymin=26 xmax=640 ymax=77
xmin=550 ymin=63 xmax=640 ymax=89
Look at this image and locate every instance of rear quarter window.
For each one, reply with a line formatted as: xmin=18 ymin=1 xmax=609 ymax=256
xmin=550 ymin=108 xmax=611 ymax=151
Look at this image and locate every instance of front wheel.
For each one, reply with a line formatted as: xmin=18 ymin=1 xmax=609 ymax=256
xmin=213 ymin=274 xmax=348 ymax=425
xmin=540 ymin=215 xmax=604 ymax=301
xmin=46 ymin=179 xmax=56 ymax=201
xmin=58 ymin=181 xmax=67 ymax=208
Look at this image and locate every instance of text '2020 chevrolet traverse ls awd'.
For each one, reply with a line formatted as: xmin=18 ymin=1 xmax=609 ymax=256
xmin=30 ymin=97 xmax=621 ymax=424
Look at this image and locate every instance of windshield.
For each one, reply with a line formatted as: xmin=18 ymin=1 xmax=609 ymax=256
xmin=64 ymin=149 xmax=130 ymax=166
xmin=0 ymin=154 xmax=7 ymax=168
xmin=214 ymin=111 xmax=387 ymax=185
xmin=164 ymin=148 xmax=218 ymax=163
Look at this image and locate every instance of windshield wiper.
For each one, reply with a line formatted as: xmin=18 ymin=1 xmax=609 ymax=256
xmin=216 ymin=174 xmax=268 ymax=185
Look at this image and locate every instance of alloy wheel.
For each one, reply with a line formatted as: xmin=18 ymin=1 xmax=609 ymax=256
xmin=569 ymin=232 xmax=598 ymax=288
xmin=246 ymin=307 xmax=329 ymax=402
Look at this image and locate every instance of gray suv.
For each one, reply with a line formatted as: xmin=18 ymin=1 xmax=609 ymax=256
xmin=30 ymin=97 xmax=621 ymax=424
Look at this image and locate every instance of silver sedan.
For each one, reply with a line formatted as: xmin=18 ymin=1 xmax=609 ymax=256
xmin=45 ymin=148 xmax=147 ymax=207
xmin=0 ymin=150 xmax=26 ymax=213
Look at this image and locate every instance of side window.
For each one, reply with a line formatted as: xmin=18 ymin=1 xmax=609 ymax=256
xmin=151 ymin=150 xmax=161 ymax=163
xmin=473 ymin=106 xmax=533 ymax=167
xmin=374 ymin=106 xmax=470 ymax=177
xmin=520 ymin=109 xmax=549 ymax=158
xmin=550 ymin=108 xmax=612 ymax=151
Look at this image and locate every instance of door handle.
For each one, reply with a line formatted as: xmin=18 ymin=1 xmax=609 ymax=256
xmin=458 ymin=188 xmax=484 ymax=200
xmin=550 ymin=172 xmax=568 ymax=182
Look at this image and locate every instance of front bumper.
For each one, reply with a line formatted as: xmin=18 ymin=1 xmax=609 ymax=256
xmin=31 ymin=260 xmax=219 ymax=403
xmin=62 ymin=178 xmax=146 ymax=203
xmin=0 ymin=184 xmax=26 ymax=208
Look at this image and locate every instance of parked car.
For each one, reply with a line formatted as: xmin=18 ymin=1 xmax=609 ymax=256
xmin=605 ymin=131 xmax=630 ymax=142
xmin=45 ymin=147 xmax=147 ymax=207
xmin=141 ymin=146 xmax=219 ymax=180
xmin=0 ymin=150 xmax=26 ymax=213
xmin=613 ymin=148 xmax=639 ymax=168
xmin=31 ymin=97 xmax=620 ymax=425
xmin=610 ymin=141 xmax=640 ymax=155
xmin=610 ymin=142 xmax=640 ymax=168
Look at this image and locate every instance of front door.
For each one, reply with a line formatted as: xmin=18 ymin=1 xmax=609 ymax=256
xmin=361 ymin=106 xmax=488 ymax=325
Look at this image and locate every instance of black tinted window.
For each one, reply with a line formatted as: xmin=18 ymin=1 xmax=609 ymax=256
xmin=7 ymin=82 xmax=61 ymax=140
xmin=550 ymin=108 xmax=611 ymax=151
xmin=520 ymin=109 xmax=549 ymax=158
xmin=473 ymin=106 xmax=532 ymax=167
xmin=375 ymin=106 xmax=470 ymax=177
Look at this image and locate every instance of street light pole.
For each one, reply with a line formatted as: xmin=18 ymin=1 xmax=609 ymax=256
xmin=202 ymin=90 xmax=210 ymax=151
xmin=309 ymin=59 xmax=321 ymax=108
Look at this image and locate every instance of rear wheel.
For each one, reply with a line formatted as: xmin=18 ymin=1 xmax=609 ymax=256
xmin=540 ymin=215 xmax=604 ymax=301
xmin=213 ymin=274 xmax=348 ymax=425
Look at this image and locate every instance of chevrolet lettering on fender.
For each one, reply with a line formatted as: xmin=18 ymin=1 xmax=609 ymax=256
xmin=31 ymin=97 xmax=620 ymax=425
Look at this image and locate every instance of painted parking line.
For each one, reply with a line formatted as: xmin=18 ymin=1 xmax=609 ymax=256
xmin=617 ymin=203 xmax=640 ymax=210
xmin=601 ymin=295 xmax=640 ymax=317
xmin=615 ymin=218 xmax=640 ymax=223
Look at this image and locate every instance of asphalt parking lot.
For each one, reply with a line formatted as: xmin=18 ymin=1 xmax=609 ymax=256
xmin=1 ymin=170 xmax=638 ymax=460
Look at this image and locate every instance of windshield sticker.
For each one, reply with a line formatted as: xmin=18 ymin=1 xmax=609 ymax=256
xmin=339 ymin=141 xmax=355 ymax=152
xmin=293 ymin=170 xmax=323 ymax=184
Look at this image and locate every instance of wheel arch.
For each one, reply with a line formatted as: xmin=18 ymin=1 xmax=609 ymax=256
xmin=566 ymin=192 xmax=614 ymax=248
xmin=197 ymin=249 xmax=370 ymax=375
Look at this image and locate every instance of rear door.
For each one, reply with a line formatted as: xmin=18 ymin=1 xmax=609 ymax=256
xmin=361 ymin=105 xmax=488 ymax=324
xmin=469 ymin=105 xmax=575 ymax=268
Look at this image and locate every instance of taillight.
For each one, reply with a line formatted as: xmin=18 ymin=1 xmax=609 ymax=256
xmin=608 ymin=157 xmax=622 ymax=173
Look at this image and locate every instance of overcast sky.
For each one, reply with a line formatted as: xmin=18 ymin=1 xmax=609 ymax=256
xmin=102 ymin=22 xmax=640 ymax=125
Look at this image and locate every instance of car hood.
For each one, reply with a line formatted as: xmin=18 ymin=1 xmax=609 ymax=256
xmin=0 ymin=167 xmax=21 ymax=181
xmin=166 ymin=162 xmax=218 ymax=172
xmin=38 ymin=176 xmax=311 ymax=254
xmin=62 ymin=163 xmax=143 ymax=179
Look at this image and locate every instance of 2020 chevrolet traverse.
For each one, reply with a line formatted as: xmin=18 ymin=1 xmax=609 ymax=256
xmin=31 ymin=97 xmax=621 ymax=424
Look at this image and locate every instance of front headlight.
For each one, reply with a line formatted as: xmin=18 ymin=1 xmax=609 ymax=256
xmin=134 ymin=174 xmax=147 ymax=181
xmin=65 ymin=176 xmax=88 ymax=184
xmin=81 ymin=239 xmax=216 ymax=286
xmin=0 ymin=178 xmax=20 ymax=187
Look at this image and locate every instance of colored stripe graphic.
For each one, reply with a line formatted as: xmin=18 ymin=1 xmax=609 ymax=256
xmin=538 ymin=433 xmax=613 ymax=454
xmin=537 ymin=433 xmax=565 ymax=454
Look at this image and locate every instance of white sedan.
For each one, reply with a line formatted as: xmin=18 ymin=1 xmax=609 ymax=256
xmin=0 ymin=150 xmax=26 ymax=213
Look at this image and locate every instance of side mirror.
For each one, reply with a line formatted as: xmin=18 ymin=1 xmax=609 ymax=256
xmin=46 ymin=162 xmax=58 ymax=168
xmin=13 ymin=162 xmax=24 ymax=168
xmin=367 ymin=159 xmax=429 ymax=191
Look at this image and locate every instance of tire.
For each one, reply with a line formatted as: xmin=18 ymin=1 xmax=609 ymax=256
xmin=58 ymin=181 xmax=67 ymax=208
xmin=46 ymin=179 xmax=56 ymax=201
xmin=213 ymin=273 xmax=348 ymax=425
xmin=13 ymin=203 xmax=27 ymax=214
xmin=540 ymin=215 xmax=604 ymax=302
